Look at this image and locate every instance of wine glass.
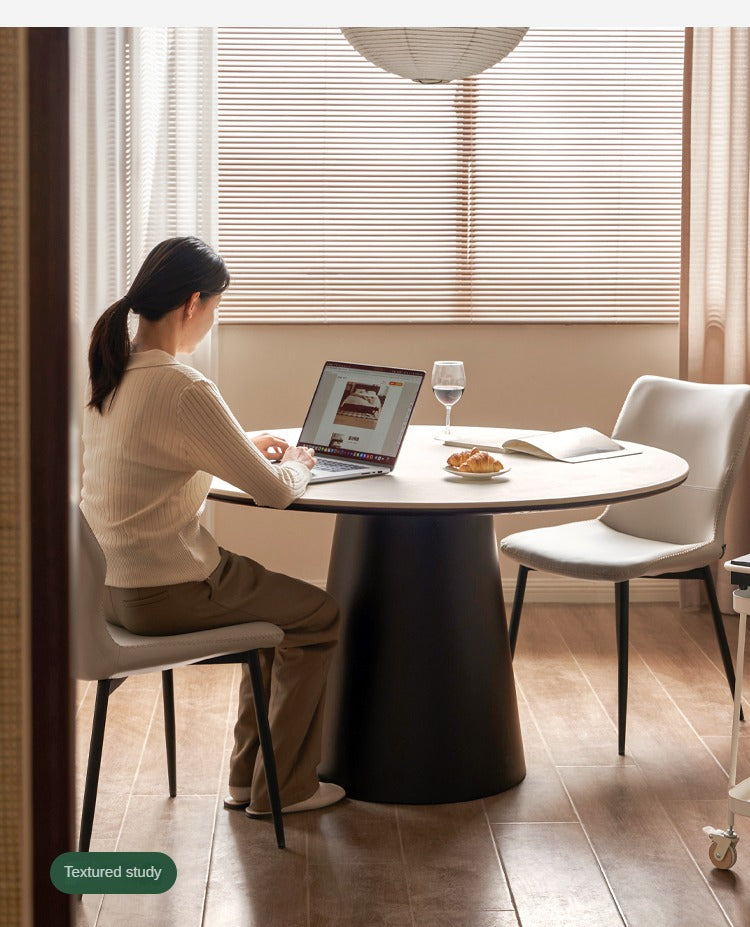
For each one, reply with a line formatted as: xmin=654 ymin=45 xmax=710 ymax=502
xmin=432 ymin=361 xmax=466 ymax=437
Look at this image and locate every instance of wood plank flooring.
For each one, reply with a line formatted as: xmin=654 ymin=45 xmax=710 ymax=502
xmin=74 ymin=600 xmax=750 ymax=927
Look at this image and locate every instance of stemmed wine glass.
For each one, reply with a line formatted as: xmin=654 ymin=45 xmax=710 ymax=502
xmin=431 ymin=361 xmax=466 ymax=437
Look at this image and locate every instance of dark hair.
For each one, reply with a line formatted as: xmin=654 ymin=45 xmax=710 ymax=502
xmin=87 ymin=236 xmax=229 ymax=412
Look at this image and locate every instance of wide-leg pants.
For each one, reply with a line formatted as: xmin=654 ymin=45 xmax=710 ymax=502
xmin=105 ymin=547 xmax=340 ymax=813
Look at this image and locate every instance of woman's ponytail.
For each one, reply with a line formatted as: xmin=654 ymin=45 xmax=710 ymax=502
xmin=87 ymin=297 xmax=132 ymax=413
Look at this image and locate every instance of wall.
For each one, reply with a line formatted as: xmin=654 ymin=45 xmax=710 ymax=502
xmin=211 ymin=322 xmax=679 ymax=596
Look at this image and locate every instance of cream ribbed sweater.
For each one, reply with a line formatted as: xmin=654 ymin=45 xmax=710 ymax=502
xmin=81 ymin=350 xmax=311 ymax=587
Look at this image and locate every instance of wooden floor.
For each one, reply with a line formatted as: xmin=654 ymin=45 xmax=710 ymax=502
xmin=74 ymin=601 xmax=750 ymax=927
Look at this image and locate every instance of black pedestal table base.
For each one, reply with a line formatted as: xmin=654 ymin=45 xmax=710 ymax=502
xmin=319 ymin=511 xmax=526 ymax=804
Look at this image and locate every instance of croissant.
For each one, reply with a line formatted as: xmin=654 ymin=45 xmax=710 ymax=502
xmin=447 ymin=448 xmax=478 ymax=468
xmin=460 ymin=450 xmax=504 ymax=473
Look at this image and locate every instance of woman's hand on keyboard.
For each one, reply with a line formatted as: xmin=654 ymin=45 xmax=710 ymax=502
xmin=251 ymin=432 xmax=290 ymax=460
xmin=282 ymin=445 xmax=317 ymax=470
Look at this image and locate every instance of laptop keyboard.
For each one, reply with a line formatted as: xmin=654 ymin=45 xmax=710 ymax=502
xmin=314 ymin=458 xmax=364 ymax=472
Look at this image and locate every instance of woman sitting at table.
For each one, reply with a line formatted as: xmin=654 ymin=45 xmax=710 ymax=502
xmin=80 ymin=235 xmax=344 ymax=817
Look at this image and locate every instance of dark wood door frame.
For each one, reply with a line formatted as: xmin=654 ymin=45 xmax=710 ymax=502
xmin=27 ymin=27 xmax=72 ymax=927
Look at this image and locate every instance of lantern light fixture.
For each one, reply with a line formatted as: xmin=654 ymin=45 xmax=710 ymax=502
xmin=340 ymin=27 xmax=529 ymax=84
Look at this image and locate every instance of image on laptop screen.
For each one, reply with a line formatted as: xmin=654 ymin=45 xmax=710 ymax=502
xmin=298 ymin=361 xmax=425 ymax=467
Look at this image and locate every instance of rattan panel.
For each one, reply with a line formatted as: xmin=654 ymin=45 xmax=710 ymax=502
xmin=0 ymin=26 xmax=26 ymax=927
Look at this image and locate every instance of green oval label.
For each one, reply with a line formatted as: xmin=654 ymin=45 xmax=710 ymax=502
xmin=50 ymin=851 xmax=176 ymax=894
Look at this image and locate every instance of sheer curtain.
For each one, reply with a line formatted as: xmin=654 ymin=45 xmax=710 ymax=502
xmin=682 ymin=27 xmax=750 ymax=611
xmin=69 ymin=26 xmax=219 ymax=409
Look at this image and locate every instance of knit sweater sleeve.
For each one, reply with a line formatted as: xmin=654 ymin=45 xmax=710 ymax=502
xmin=177 ymin=378 xmax=310 ymax=507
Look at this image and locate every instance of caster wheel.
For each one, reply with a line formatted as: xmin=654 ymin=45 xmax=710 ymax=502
xmin=709 ymin=841 xmax=737 ymax=870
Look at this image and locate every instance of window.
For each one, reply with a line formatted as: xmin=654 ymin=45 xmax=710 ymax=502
xmin=217 ymin=28 xmax=685 ymax=323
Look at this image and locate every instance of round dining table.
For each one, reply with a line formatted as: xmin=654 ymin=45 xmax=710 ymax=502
xmin=209 ymin=425 xmax=689 ymax=804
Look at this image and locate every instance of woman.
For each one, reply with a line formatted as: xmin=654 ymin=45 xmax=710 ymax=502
xmin=80 ymin=236 xmax=343 ymax=817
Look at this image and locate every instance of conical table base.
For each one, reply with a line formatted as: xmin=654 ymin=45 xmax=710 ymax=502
xmin=320 ymin=512 xmax=526 ymax=804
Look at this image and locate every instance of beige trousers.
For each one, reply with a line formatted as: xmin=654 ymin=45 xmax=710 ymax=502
xmin=105 ymin=548 xmax=340 ymax=813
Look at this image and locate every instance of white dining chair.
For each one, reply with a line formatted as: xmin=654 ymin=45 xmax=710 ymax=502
xmin=501 ymin=375 xmax=750 ymax=755
xmin=75 ymin=510 xmax=286 ymax=849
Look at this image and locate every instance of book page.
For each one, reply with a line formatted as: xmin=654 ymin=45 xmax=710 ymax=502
xmin=502 ymin=427 xmax=641 ymax=463
xmin=441 ymin=433 xmax=505 ymax=452
xmin=441 ymin=428 xmax=545 ymax=452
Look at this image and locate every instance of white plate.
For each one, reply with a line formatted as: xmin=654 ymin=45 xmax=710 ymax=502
xmin=443 ymin=465 xmax=511 ymax=480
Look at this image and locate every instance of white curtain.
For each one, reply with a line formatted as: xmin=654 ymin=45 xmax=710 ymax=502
xmin=683 ymin=27 xmax=750 ymax=611
xmin=69 ymin=26 xmax=219 ymax=411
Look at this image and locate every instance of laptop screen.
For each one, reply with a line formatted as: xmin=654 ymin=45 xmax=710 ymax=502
xmin=298 ymin=361 xmax=425 ymax=466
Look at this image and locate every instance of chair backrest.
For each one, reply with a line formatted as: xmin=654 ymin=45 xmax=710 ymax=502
xmin=600 ymin=375 xmax=750 ymax=546
xmin=74 ymin=509 xmax=123 ymax=680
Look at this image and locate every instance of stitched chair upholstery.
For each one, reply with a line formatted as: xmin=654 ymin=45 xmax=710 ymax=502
xmin=501 ymin=375 xmax=750 ymax=755
xmin=75 ymin=510 xmax=286 ymax=849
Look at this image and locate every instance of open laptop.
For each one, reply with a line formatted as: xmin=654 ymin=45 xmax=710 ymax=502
xmin=294 ymin=361 xmax=425 ymax=483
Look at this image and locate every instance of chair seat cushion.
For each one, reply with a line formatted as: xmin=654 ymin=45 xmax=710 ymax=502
xmin=500 ymin=519 xmax=723 ymax=583
xmin=103 ymin=620 xmax=284 ymax=679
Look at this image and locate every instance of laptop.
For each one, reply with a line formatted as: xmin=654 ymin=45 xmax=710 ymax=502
xmin=294 ymin=361 xmax=425 ymax=483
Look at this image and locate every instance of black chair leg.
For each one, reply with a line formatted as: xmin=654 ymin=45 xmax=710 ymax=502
xmin=615 ymin=581 xmax=629 ymax=756
xmin=247 ymin=651 xmax=285 ymax=849
xmin=162 ymin=670 xmax=177 ymax=797
xmin=702 ymin=566 xmax=744 ymax=722
xmin=78 ymin=679 xmax=113 ymax=853
xmin=509 ymin=565 xmax=530 ymax=658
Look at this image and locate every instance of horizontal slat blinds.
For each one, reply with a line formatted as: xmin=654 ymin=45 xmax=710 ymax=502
xmin=217 ymin=28 xmax=684 ymax=323
xmin=472 ymin=31 xmax=684 ymax=322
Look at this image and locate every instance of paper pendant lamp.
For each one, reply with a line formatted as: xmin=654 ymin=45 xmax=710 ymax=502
xmin=341 ymin=27 xmax=528 ymax=84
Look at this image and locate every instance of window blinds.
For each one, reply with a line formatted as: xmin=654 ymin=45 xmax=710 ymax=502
xmin=217 ymin=28 xmax=684 ymax=323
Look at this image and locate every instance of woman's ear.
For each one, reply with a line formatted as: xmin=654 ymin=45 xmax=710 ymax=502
xmin=184 ymin=291 xmax=201 ymax=319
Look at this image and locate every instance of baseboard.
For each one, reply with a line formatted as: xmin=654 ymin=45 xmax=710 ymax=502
xmin=310 ymin=575 xmax=680 ymax=604
xmin=501 ymin=574 xmax=680 ymax=604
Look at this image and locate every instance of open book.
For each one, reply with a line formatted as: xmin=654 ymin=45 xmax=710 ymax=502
xmin=500 ymin=427 xmax=641 ymax=463
xmin=441 ymin=426 xmax=642 ymax=463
